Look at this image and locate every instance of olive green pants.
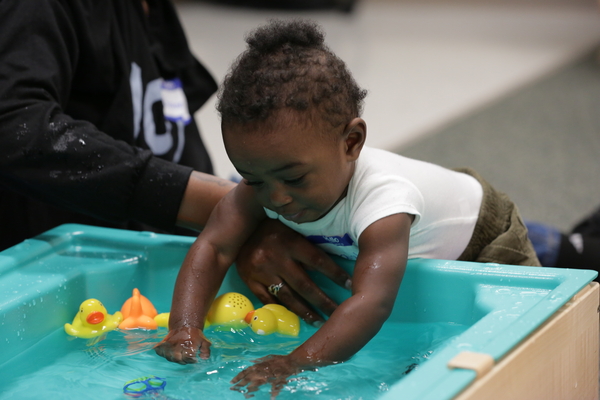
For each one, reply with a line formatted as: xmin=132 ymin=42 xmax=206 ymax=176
xmin=456 ymin=168 xmax=541 ymax=267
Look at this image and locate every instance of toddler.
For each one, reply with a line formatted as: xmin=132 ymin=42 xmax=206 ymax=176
xmin=155 ymin=19 xmax=540 ymax=396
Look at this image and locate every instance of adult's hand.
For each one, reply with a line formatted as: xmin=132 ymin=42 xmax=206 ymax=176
xmin=236 ymin=219 xmax=352 ymax=325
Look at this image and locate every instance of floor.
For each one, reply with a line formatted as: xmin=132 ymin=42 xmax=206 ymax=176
xmin=180 ymin=0 xmax=600 ymax=231
xmin=401 ymin=50 xmax=600 ymax=232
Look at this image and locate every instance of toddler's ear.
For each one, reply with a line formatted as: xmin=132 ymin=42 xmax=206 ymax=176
xmin=344 ymin=118 xmax=367 ymax=161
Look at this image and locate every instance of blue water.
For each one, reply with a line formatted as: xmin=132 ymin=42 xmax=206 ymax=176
xmin=0 ymin=321 xmax=466 ymax=400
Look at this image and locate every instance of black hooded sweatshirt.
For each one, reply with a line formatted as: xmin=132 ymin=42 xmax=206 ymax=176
xmin=0 ymin=0 xmax=218 ymax=249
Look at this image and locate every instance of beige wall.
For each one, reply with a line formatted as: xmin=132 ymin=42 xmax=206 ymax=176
xmin=365 ymin=0 xmax=597 ymax=6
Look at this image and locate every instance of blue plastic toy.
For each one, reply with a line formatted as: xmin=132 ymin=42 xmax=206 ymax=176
xmin=123 ymin=376 xmax=167 ymax=398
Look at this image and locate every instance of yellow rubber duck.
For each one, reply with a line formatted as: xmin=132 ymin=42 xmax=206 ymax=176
xmin=152 ymin=312 xmax=212 ymax=329
xmin=64 ymin=299 xmax=123 ymax=339
xmin=245 ymin=304 xmax=300 ymax=336
xmin=150 ymin=293 xmax=300 ymax=337
xmin=119 ymin=288 xmax=158 ymax=330
xmin=152 ymin=292 xmax=253 ymax=329
xmin=206 ymin=292 xmax=255 ymax=328
xmin=154 ymin=312 xmax=170 ymax=328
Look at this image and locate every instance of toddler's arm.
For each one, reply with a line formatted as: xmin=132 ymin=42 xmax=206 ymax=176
xmin=155 ymin=184 xmax=265 ymax=364
xmin=231 ymin=212 xmax=413 ymax=394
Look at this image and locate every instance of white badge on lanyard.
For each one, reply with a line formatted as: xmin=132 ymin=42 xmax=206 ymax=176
xmin=161 ymin=78 xmax=191 ymax=125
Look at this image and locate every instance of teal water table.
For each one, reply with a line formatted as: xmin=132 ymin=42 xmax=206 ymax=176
xmin=0 ymin=224 xmax=597 ymax=399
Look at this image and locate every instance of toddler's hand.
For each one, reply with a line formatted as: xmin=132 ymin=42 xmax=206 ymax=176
xmin=154 ymin=326 xmax=211 ymax=364
xmin=230 ymin=355 xmax=303 ymax=398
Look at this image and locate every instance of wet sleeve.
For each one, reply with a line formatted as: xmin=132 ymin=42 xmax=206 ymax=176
xmin=0 ymin=0 xmax=192 ymax=231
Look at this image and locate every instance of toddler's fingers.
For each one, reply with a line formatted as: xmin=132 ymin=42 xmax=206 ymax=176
xmin=198 ymin=339 xmax=211 ymax=359
xmin=270 ymin=378 xmax=286 ymax=399
xmin=231 ymin=368 xmax=266 ymax=390
xmin=231 ymin=369 xmax=249 ymax=386
xmin=154 ymin=341 xmax=180 ymax=363
xmin=179 ymin=347 xmax=198 ymax=364
xmin=156 ymin=346 xmax=193 ymax=365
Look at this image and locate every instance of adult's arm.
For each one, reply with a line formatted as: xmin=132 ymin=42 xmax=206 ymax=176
xmin=0 ymin=0 xmax=349 ymax=317
xmin=0 ymin=0 xmax=198 ymax=231
xmin=176 ymin=171 xmax=236 ymax=231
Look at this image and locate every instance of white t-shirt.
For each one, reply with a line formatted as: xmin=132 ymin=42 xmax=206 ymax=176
xmin=265 ymin=146 xmax=483 ymax=261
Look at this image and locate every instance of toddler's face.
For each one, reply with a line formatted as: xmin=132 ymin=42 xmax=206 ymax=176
xmin=223 ymin=112 xmax=356 ymax=224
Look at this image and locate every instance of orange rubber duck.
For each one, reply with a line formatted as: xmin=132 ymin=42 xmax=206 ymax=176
xmin=119 ymin=288 xmax=159 ymax=330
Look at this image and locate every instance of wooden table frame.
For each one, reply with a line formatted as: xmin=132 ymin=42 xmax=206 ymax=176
xmin=455 ymin=282 xmax=599 ymax=400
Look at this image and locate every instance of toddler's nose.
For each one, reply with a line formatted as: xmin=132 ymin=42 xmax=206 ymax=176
xmin=269 ymin=188 xmax=292 ymax=208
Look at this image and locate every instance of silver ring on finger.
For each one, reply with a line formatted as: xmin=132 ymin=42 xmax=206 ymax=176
xmin=268 ymin=282 xmax=284 ymax=297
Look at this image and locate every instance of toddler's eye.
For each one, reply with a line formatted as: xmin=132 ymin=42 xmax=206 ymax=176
xmin=243 ymin=179 xmax=263 ymax=187
xmin=284 ymin=176 xmax=305 ymax=186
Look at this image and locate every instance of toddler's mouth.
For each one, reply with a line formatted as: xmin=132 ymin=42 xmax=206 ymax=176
xmin=281 ymin=209 xmax=306 ymax=222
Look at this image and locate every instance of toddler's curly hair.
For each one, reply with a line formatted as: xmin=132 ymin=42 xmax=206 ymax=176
xmin=217 ymin=19 xmax=367 ymax=129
